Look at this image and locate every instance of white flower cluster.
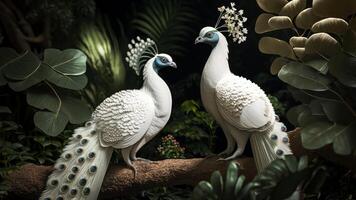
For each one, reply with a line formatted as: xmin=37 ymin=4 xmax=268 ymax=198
xmin=125 ymin=36 xmax=157 ymax=75
xmin=217 ymin=2 xmax=248 ymax=43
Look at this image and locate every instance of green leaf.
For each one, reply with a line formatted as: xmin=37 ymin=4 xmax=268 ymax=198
xmin=224 ymin=162 xmax=239 ymax=199
xmin=46 ymin=72 xmax=88 ymax=90
xmin=301 ymin=121 xmax=346 ymax=149
xmin=284 ymin=155 xmax=298 ymax=173
xmin=43 ymin=49 xmax=87 ymax=75
xmin=343 ymin=30 xmax=356 ymax=57
xmin=328 ymin=52 xmax=356 ymax=88
xmin=34 ymin=111 xmax=68 ymax=136
xmin=210 ymin=171 xmax=223 ymax=198
xmin=3 ymin=51 xmax=41 ymax=81
xmin=278 ymin=62 xmax=332 ymax=91
xmin=332 ymin=121 xmax=356 ymax=155
xmin=0 ymin=48 xmax=18 ymax=85
xmin=0 ymin=106 xmax=11 ymax=114
xmin=320 ymin=101 xmax=354 ymax=124
xmin=286 ymin=105 xmax=309 ymax=126
xmin=304 ymin=59 xmax=328 ymax=74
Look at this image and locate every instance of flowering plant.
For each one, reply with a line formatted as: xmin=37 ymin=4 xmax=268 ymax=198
xmin=157 ymin=134 xmax=185 ymax=159
xmin=215 ymin=2 xmax=248 ymax=43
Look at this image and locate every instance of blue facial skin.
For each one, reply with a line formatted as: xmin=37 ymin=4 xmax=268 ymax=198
xmin=153 ymin=56 xmax=174 ymax=73
xmin=196 ymin=31 xmax=219 ymax=47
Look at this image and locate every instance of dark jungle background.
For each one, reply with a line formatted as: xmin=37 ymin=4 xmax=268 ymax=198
xmin=0 ymin=0 xmax=355 ymax=199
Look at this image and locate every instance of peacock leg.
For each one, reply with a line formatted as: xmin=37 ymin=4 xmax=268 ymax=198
xmin=217 ymin=125 xmax=236 ymax=157
xmin=219 ymin=131 xmax=249 ymax=161
xmin=121 ymin=146 xmax=137 ymax=177
xmin=130 ymin=134 xmax=154 ymax=163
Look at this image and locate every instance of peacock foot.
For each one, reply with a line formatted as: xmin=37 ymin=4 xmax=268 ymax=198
xmin=133 ymin=157 xmax=155 ymax=163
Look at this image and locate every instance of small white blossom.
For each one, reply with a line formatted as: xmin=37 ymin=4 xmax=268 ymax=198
xmin=216 ymin=2 xmax=248 ymax=43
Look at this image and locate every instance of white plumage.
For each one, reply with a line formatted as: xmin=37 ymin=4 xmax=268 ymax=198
xmin=40 ymin=52 xmax=175 ymax=200
xmin=196 ymin=26 xmax=293 ymax=172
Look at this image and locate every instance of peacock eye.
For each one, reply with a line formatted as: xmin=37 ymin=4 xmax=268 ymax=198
xmin=161 ymin=57 xmax=168 ymax=63
xmin=206 ymin=32 xmax=213 ymax=38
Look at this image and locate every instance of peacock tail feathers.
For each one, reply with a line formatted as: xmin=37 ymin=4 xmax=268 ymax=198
xmin=250 ymin=120 xmax=292 ymax=172
xmin=40 ymin=122 xmax=113 ymax=200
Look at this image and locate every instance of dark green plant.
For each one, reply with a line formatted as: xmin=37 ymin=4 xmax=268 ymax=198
xmin=157 ymin=134 xmax=185 ymax=159
xmin=78 ymin=15 xmax=127 ymax=106
xmin=267 ymin=94 xmax=287 ymax=116
xmin=192 ymin=155 xmax=327 ymax=200
xmin=0 ymin=47 xmax=91 ymax=136
xmin=132 ymin=0 xmax=198 ymax=57
xmin=255 ymin=0 xmax=356 ymax=155
xmin=164 ymin=100 xmax=217 ymax=157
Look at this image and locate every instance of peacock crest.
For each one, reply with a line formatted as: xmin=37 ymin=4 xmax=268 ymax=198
xmin=125 ymin=36 xmax=158 ymax=75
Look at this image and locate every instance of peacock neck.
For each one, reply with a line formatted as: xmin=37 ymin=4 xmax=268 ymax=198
xmin=202 ymin=32 xmax=231 ymax=86
xmin=142 ymin=58 xmax=172 ymax=118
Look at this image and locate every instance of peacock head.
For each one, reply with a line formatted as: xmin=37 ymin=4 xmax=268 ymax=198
xmin=153 ymin=53 xmax=177 ymax=72
xmin=195 ymin=26 xmax=219 ymax=46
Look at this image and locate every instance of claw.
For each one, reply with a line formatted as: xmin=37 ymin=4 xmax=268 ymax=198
xmin=134 ymin=157 xmax=154 ymax=163
xmin=128 ymin=165 xmax=137 ymax=178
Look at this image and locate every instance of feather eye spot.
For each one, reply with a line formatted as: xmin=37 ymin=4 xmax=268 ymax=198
xmin=70 ymin=188 xmax=78 ymax=196
xmin=281 ymin=124 xmax=287 ymax=132
xmin=60 ymin=185 xmax=69 ymax=193
xmin=43 ymin=198 xmax=51 ymax=200
xmin=88 ymin=152 xmax=96 ymax=159
xmin=68 ymin=173 xmax=76 ymax=181
xmin=275 ymin=115 xmax=280 ymax=121
xmin=71 ymin=166 xmax=79 ymax=173
xmin=270 ymin=134 xmax=278 ymax=140
xmin=50 ymin=179 xmax=58 ymax=186
xmin=77 ymin=157 xmax=85 ymax=164
xmin=89 ymin=165 xmax=97 ymax=174
xmin=76 ymin=148 xmax=83 ymax=155
xmin=64 ymin=153 xmax=72 ymax=160
xmin=85 ymin=121 xmax=92 ymax=126
xmin=56 ymin=196 xmax=64 ymax=200
xmin=75 ymin=134 xmax=82 ymax=140
xmin=80 ymin=138 xmax=88 ymax=145
xmin=58 ymin=164 xmax=66 ymax=171
xmin=276 ymin=149 xmax=284 ymax=156
xmin=83 ymin=187 xmax=91 ymax=196
xmin=91 ymin=130 xmax=96 ymax=135
xmin=78 ymin=178 xmax=87 ymax=187
xmin=282 ymin=137 xmax=289 ymax=143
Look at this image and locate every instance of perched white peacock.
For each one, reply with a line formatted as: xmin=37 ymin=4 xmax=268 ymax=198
xmin=40 ymin=37 xmax=176 ymax=200
xmin=195 ymin=3 xmax=293 ymax=172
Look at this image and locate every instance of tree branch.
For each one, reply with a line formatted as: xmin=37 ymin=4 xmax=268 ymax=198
xmin=5 ymin=129 xmax=356 ymax=199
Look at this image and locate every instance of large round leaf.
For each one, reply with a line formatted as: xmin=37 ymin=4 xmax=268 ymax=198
xmin=311 ymin=18 xmax=349 ymax=35
xmin=3 ymin=51 xmax=41 ymax=81
xmin=304 ymin=59 xmax=328 ymax=74
xmin=255 ymin=13 xmax=275 ymax=34
xmin=256 ymin=0 xmax=288 ymax=14
xmin=268 ymin=16 xmax=294 ymax=30
xmin=305 ymin=33 xmax=341 ymax=58
xmin=295 ymin=8 xmax=324 ymax=29
xmin=46 ymin=71 xmax=88 ymax=90
xmin=320 ymin=101 xmax=354 ymax=124
xmin=328 ymin=52 xmax=356 ymax=88
xmin=289 ymin=36 xmax=307 ymax=47
xmin=333 ymin=121 xmax=356 ymax=155
xmin=278 ymin=62 xmax=332 ymax=91
xmin=343 ymin=29 xmax=356 ymax=57
xmin=287 ymin=105 xmax=309 ymax=126
xmin=301 ymin=121 xmax=344 ymax=149
xmin=0 ymin=48 xmax=18 ymax=85
xmin=43 ymin=49 xmax=87 ymax=76
xmin=279 ymin=0 xmax=306 ymax=19
xmin=293 ymin=47 xmax=305 ymax=59
xmin=259 ymin=37 xmax=296 ymax=59
xmin=270 ymin=57 xmax=290 ymax=75
xmin=312 ymin=0 xmax=356 ymax=18
xmin=34 ymin=111 xmax=69 ymax=136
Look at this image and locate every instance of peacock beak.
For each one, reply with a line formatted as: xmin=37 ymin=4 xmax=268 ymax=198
xmin=169 ymin=62 xmax=177 ymax=68
xmin=195 ymin=36 xmax=203 ymax=44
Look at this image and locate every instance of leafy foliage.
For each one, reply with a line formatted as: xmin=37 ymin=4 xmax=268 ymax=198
xmin=157 ymin=134 xmax=185 ymax=159
xmin=78 ymin=16 xmax=127 ymax=106
xmin=132 ymin=0 xmax=198 ymax=57
xmin=163 ymin=100 xmax=217 ymax=157
xmin=192 ymin=155 xmax=327 ymax=200
xmin=267 ymin=94 xmax=286 ymax=116
xmin=0 ymin=47 xmax=90 ymax=136
xmin=256 ymin=0 xmax=356 ymax=155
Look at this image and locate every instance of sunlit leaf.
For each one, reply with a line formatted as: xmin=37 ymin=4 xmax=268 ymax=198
xmin=295 ymin=8 xmax=324 ymax=29
xmin=305 ymin=33 xmax=341 ymax=58
xmin=268 ymin=16 xmax=294 ymax=30
xmin=270 ymin=57 xmax=290 ymax=75
xmin=289 ymin=36 xmax=307 ymax=47
xmin=279 ymin=0 xmax=306 ymax=19
xmin=259 ymin=37 xmax=296 ymax=59
xmin=255 ymin=13 xmax=275 ymax=34
xmin=43 ymin=49 xmax=87 ymax=76
xmin=311 ymin=18 xmax=349 ymax=35
xmin=312 ymin=0 xmax=356 ymax=18
xmin=293 ymin=47 xmax=305 ymax=59
xmin=278 ymin=62 xmax=332 ymax=91
xmin=256 ymin=0 xmax=288 ymax=14
xmin=304 ymin=59 xmax=328 ymax=74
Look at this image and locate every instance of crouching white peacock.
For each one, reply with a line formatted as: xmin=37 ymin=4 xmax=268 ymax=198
xmin=195 ymin=3 xmax=293 ymax=172
xmin=40 ymin=37 xmax=176 ymax=200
